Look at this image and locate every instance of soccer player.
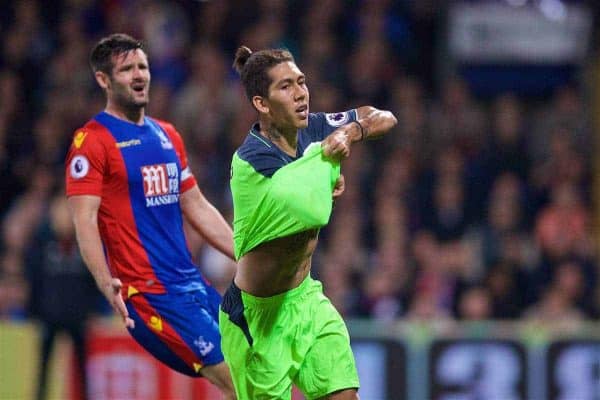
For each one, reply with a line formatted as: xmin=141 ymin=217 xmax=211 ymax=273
xmin=65 ymin=33 xmax=235 ymax=398
xmin=219 ymin=46 xmax=397 ymax=399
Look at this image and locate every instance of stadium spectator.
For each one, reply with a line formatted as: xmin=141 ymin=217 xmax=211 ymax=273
xmin=25 ymin=192 xmax=101 ymax=400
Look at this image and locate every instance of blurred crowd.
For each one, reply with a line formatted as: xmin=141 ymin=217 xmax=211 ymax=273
xmin=0 ymin=0 xmax=598 ymax=328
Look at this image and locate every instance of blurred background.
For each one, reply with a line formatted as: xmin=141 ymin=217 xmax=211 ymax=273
xmin=1 ymin=0 xmax=600 ymax=399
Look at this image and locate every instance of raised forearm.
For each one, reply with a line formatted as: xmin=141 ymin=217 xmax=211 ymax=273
xmin=180 ymin=186 xmax=235 ymax=260
xmin=352 ymin=106 xmax=398 ymax=142
xmin=322 ymin=106 xmax=397 ymax=159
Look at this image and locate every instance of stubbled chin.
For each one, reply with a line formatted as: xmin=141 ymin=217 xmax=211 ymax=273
xmin=134 ymin=94 xmax=149 ymax=106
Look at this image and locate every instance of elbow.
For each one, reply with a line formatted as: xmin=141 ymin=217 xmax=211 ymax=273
xmin=359 ymin=106 xmax=397 ymax=137
xmin=388 ymin=111 xmax=398 ymax=129
xmin=383 ymin=110 xmax=398 ymax=133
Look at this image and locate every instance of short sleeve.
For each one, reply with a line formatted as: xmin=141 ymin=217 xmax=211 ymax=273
xmin=157 ymin=121 xmax=197 ymax=193
xmin=304 ymin=110 xmax=358 ymax=142
xmin=65 ymin=128 xmax=109 ymax=197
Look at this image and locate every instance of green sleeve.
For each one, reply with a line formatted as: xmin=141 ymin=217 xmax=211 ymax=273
xmin=230 ymin=144 xmax=340 ymax=259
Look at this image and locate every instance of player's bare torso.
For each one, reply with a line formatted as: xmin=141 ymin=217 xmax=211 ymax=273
xmin=235 ymin=228 xmax=319 ymax=297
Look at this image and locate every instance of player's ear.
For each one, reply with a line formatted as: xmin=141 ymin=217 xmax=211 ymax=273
xmin=252 ymin=95 xmax=269 ymax=114
xmin=95 ymin=71 xmax=110 ymax=90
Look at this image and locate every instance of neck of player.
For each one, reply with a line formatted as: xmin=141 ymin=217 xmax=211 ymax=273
xmin=105 ymin=103 xmax=145 ymax=125
xmin=259 ymin=120 xmax=298 ymax=157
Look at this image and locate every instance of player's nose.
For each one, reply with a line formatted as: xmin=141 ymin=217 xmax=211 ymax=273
xmin=294 ymin=85 xmax=307 ymax=101
xmin=132 ymin=66 xmax=146 ymax=80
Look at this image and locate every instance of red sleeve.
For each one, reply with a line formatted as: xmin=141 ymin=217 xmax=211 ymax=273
xmin=65 ymin=123 xmax=110 ymax=197
xmin=155 ymin=120 xmax=197 ymax=193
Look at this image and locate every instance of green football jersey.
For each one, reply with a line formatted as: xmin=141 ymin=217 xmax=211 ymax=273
xmin=230 ymin=142 xmax=340 ymax=259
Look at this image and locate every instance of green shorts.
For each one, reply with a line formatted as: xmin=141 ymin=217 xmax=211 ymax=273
xmin=219 ymin=276 xmax=359 ymax=400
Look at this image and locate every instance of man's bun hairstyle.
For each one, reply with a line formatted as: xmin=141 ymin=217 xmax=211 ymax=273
xmin=233 ymin=45 xmax=295 ymax=100
xmin=233 ymin=46 xmax=253 ymax=75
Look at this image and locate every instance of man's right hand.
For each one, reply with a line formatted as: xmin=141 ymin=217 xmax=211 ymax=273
xmin=321 ymin=129 xmax=352 ymax=161
xmin=100 ymin=278 xmax=135 ymax=328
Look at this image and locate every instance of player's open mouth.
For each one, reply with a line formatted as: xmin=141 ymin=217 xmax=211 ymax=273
xmin=132 ymin=83 xmax=146 ymax=92
xmin=295 ymin=104 xmax=308 ymax=118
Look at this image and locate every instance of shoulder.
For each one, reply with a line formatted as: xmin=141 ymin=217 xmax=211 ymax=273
xmin=151 ymin=117 xmax=177 ymax=133
xmin=81 ymin=119 xmax=114 ymax=137
xmin=235 ymin=134 xmax=283 ymax=178
xmin=69 ymin=119 xmax=115 ymax=150
xmin=236 ymin=134 xmax=277 ymax=163
xmin=149 ymin=117 xmax=181 ymax=139
xmin=65 ymin=120 xmax=112 ymax=180
xmin=148 ymin=117 xmax=188 ymax=154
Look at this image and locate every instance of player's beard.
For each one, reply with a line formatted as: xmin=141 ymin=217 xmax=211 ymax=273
xmin=113 ymin=85 xmax=149 ymax=112
xmin=109 ymin=77 xmax=149 ymax=111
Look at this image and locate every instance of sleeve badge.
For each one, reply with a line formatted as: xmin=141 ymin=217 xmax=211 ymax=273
xmin=325 ymin=112 xmax=350 ymax=127
xmin=73 ymin=131 xmax=88 ymax=149
xmin=70 ymin=155 xmax=90 ymax=179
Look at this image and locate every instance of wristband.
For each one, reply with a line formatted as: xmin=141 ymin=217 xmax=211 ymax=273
xmin=351 ymin=120 xmax=365 ymax=141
